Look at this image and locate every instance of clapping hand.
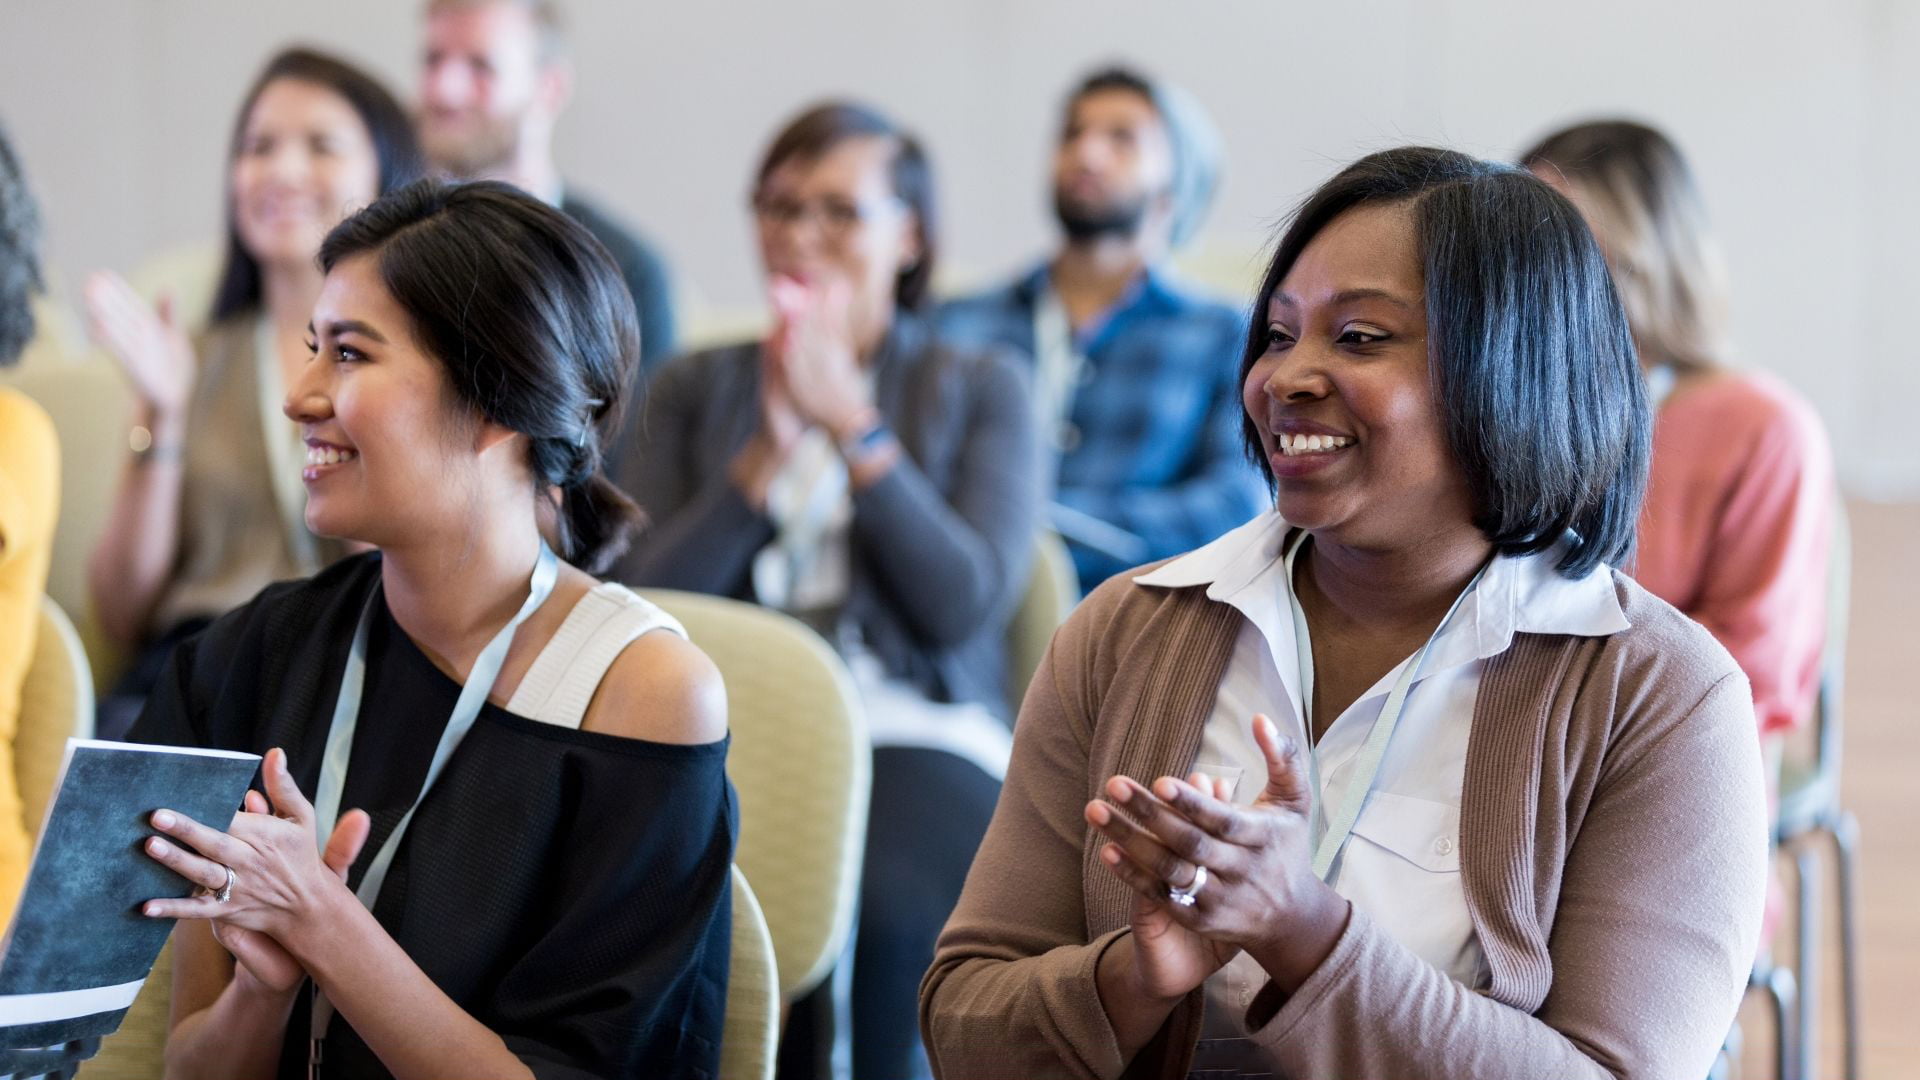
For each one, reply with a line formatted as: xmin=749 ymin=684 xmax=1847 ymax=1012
xmin=756 ymin=275 xmax=811 ymax=452
xmin=766 ymin=273 xmax=872 ymax=437
xmin=1087 ymin=772 xmax=1241 ymax=1001
xmin=83 ymin=271 xmax=195 ymax=417
xmin=1087 ymin=714 xmax=1351 ymax=996
xmin=142 ymin=749 xmax=372 ymax=995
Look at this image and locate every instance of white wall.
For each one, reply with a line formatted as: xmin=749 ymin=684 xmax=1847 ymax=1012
xmin=4 ymin=0 xmax=1915 ymax=493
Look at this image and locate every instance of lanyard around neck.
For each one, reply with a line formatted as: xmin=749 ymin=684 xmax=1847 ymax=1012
xmin=1031 ymin=285 xmax=1088 ymax=454
xmin=307 ymin=541 xmax=560 ymax=1070
xmin=1283 ymin=530 xmax=1487 ymax=883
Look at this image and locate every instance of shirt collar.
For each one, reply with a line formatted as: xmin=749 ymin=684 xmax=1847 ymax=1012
xmin=1133 ymin=510 xmax=1287 ymax=597
xmin=1134 ymin=511 xmax=1631 ymax=691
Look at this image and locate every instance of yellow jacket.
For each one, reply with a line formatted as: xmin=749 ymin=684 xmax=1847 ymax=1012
xmin=0 ymin=385 xmax=58 ymax=920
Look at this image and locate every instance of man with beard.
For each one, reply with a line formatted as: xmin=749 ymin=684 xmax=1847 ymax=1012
xmin=937 ymin=66 xmax=1263 ymax=593
xmin=417 ymin=0 xmax=677 ymax=373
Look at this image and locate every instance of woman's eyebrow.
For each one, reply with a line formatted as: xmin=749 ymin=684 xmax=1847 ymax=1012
xmin=1273 ymin=287 xmax=1416 ymax=311
xmin=321 ymin=318 xmax=390 ymax=343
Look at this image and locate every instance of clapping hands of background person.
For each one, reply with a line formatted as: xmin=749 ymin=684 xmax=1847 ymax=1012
xmin=766 ymin=272 xmax=873 ymax=440
xmin=83 ymin=271 xmax=196 ymax=422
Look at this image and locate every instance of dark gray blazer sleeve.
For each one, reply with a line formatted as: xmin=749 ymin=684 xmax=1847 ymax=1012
xmin=851 ymin=350 xmax=1040 ymax=647
xmin=623 ymin=239 xmax=678 ymax=374
xmin=608 ymin=353 xmax=773 ymax=594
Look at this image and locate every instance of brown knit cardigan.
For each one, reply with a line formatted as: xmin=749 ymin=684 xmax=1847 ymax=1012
xmin=920 ymin=565 xmax=1767 ymax=1080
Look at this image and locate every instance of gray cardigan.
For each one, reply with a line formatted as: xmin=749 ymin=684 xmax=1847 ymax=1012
xmin=607 ymin=315 xmax=1041 ymax=718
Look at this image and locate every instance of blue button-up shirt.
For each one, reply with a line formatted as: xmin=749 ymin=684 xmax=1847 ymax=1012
xmin=936 ymin=262 xmax=1267 ymax=592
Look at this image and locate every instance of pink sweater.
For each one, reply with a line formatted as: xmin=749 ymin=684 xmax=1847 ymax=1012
xmin=1635 ymin=371 xmax=1834 ymax=737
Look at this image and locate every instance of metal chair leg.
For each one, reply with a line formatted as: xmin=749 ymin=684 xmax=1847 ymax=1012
xmin=1757 ymin=962 xmax=1801 ymax=1080
xmin=1832 ymin=811 xmax=1863 ymax=1080
xmin=1792 ymin=843 xmax=1820 ymax=1080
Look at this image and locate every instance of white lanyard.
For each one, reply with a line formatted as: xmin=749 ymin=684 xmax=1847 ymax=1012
xmin=1031 ymin=284 xmax=1088 ymax=456
xmin=1283 ymin=530 xmax=1487 ymax=882
xmin=306 ymin=542 xmax=560 ymax=1075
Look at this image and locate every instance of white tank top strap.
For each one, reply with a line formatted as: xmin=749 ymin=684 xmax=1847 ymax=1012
xmin=506 ymin=583 xmax=687 ymax=730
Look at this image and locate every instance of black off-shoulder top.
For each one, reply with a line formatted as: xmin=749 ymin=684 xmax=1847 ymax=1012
xmin=131 ymin=553 xmax=735 ymax=1080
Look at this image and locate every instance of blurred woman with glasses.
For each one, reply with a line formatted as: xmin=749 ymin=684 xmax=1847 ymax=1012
xmin=608 ymin=101 xmax=1041 ymax=1077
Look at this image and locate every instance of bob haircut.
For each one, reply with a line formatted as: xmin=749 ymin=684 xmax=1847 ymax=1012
xmin=752 ymin=101 xmax=937 ymax=311
xmin=1240 ymin=146 xmax=1649 ymax=579
xmin=318 ymin=179 xmax=642 ymax=573
xmin=211 ymin=47 xmax=425 ymax=323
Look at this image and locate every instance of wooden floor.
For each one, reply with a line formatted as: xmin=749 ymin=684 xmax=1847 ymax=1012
xmin=1734 ymin=499 xmax=1918 ymax=1079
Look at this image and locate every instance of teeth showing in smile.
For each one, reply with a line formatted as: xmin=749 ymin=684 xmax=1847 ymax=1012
xmin=1277 ymin=433 xmax=1355 ymax=456
xmin=305 ymin=445 xmax=358 ymax=467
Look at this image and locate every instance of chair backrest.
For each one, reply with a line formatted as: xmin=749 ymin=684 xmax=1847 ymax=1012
xmin=1006 ymin=532 xmax=1079 ymax=709
xmin=720 ymin=865 xmax=778 ymax=1080
xmin=637 ymin=589 xmax=869 ymax=1003
xmin=1 ymin=362 xmax=132 ymax=690
xmin=17 ymin=597 xmax=94 ymax=833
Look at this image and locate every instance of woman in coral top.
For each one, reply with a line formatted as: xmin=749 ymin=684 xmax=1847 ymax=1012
xmin=1525 ymin=120 xmax=1835 ymax=744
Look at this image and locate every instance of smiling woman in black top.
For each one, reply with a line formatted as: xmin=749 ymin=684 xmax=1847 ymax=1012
xmin=128 ymin=179 xmax=734 ymax=1080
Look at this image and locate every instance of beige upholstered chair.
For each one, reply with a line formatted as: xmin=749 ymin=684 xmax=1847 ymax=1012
xmin=721 ymin=865 xmax=779 ymax=1080
xmin=16 ymin=598 xmax=157 ymax=1080
xmin=636 ymin=589 xmax=869 ymax=1005
xmin=2 ymin=362 xmax=132 ymax=690
xmin=1005 ymin=531 xmax=1079 ymax=709
xmin=15 ymin=597 xmax=94 ymax=831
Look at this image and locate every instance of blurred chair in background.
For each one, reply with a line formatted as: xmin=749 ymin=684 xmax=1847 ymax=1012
xmin=723 ymin=865 xmax=781 ymax=1080
xmin=639 ymin=588 xmax=870 ymax=1078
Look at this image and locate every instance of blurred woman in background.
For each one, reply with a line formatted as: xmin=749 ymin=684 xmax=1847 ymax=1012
xmin=610 ymin=101 xmax=1040 ymax=1078
xmin=1523 ymin=121 xmax=1835 ymax=748
xmin=87 ymin=47 xmax=422 ymax=737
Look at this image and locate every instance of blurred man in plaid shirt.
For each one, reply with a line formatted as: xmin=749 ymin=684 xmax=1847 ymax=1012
xmin=937 ymin=65 xmax=1264 ymax=592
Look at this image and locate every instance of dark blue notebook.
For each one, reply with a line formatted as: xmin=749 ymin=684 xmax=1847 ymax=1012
xmin=0 ymin=739 xmax=259 ymax=1046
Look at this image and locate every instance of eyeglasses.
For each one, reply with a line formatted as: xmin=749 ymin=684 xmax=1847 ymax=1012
xmin=751 ymin=194 xmax=902 ymax=238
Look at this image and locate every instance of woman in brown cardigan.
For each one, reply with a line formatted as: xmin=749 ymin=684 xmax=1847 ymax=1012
xmin=920 ymin=147 xmax=1768 ymax=1079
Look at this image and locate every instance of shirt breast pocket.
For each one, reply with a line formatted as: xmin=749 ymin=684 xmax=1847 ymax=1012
xmin=1347 ymin=790 xmax=1461 ymax=872
xmin=1341 ymin=790 xmax=1483 ymax=985
xmin=1189 ymin=762 xmax=1246 ymax=804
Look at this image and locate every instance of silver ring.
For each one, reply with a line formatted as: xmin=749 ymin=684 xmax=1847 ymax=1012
xmin=1166 ymin=864 xmax=1208 ymax=908
xmin=215 ymin=865 xmax=235 ymax=904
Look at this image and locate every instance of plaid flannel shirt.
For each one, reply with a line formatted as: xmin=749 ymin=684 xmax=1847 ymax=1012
xmin=935 ymin=262 xmax=1267 ymax=592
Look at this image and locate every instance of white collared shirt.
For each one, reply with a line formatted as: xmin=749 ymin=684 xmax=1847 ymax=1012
xmin=1132 ymin=511 xmax=1630 ymax=1028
